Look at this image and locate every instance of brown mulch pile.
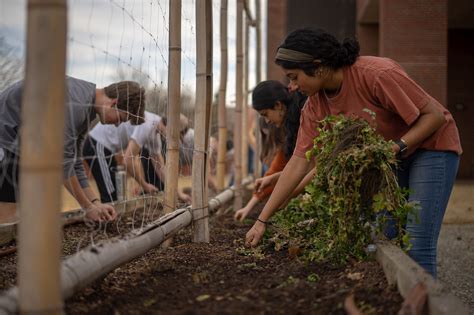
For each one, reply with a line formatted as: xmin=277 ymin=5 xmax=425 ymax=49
xmin=0 ymin=204 xmax=402 ymax=314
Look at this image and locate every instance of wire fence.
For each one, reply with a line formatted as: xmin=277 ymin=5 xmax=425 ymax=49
xmin=0 ymin=0 xmax=263 ymax=311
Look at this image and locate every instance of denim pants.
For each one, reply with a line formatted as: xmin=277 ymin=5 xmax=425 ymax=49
xmin=389 ymin=149 xmax=460 ymax=278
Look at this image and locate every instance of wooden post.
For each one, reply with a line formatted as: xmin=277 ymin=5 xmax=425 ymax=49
xmin=255 ymin=0 xmax=262 ymax=84
xmin=241 ymin=16 xmax=249 ymax=179
xmin=233 ymin=0 xmax=244 ymax=210
xmin=254 ymin=0 xmax=262 ymax=179
xmin=17 ymin=0 xmax=67 ymax=314
xmin=164 ymin=0 xmax=182 ymax=214
xmin=216 ymin=0 xmax=228 ymax=191
xmin=192 ymin=0 xmax=213 ymax=243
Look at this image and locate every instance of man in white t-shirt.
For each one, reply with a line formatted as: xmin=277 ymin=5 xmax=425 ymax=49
xmin=179 ymin=126 xmax=194 ymax=176
xmin=178 ymin=123 xmax=217 ymax=191
xmin=83 ymin=111 xmax=166 ymax=202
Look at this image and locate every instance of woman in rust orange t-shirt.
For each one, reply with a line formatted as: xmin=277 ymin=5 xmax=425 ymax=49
xmin=245 ymin=28 xmax=461 ymax=278
xmin=234 ymin=80 xmax=306 ymax=222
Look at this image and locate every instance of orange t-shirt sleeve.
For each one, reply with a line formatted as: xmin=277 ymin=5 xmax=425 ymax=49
xmin=254 ymin=149 xmax=288 ymax=200
xmin=374 ymin=66 xmax=431 ymax=126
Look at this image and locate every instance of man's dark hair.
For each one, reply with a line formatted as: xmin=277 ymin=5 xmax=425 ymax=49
xmin=104 ymin=81 xmax=146 ymax=125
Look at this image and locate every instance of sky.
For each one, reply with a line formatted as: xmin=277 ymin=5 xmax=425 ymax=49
xmin=0 ymin=0 xmax=267 ymax=106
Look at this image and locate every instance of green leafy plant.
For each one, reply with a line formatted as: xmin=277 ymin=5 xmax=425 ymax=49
xmin=306 ymin=273 xmax=320 ymax=283
xmin=276 ymin=276 xmax=300 ymax=289
xmin=267 ymin=114 xmax=416 ymax=263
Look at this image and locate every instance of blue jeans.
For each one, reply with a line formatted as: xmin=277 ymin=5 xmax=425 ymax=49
xmin=387 ymin=150 xmax=459 ymax=278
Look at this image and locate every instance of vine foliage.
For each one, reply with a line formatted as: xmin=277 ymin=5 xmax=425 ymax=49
xmin=267 ymin=114 xmax=416 ymax=263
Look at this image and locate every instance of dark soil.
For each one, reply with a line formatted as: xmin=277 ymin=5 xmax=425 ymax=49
xmin=0 ymin=202 xmax=403 ymax=314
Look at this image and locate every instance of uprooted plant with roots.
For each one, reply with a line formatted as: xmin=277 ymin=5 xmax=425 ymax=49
xmin=266 ymin=112 xmax=417 ymax=263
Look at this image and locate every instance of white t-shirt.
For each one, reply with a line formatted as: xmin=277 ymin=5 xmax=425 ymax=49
xmin=89 ymin=111 xmax=162 ymax=155
xmin=179 ymin=128 xmax=194 ymax=164
xmin=182 ymin=128 xmax=194 ymax=149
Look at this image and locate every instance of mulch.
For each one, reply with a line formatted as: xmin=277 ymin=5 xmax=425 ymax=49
xmin=0 ymin=202 xmax=403 ymax=314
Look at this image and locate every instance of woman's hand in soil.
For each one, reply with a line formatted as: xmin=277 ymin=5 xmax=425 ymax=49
xmin=234 ymin=206 xmax=251 ymax=222
xmin=85 ymin=203 xmax=117 ymax=222
xmin=245 ymin=220 xmax=266 ymax=247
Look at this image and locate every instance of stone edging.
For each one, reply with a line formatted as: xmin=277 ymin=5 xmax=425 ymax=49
xmin=375 ymin=240 xmax=469 ymax=315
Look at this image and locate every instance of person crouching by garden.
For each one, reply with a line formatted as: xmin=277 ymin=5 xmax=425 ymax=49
xmin=83 ymin=111 xmax=165 ymax=202
xmin=178 ymin=114 xmax=218 ymax=193
xmin=0 ymin=77 xmax=146 ymax=222
xmin=245 ymin=28 xmax=461 ymax=278
xmin=234 ymin=80 xmax=307 ymax=221
xmin=178 ymin=115 xmax=194 ymax=177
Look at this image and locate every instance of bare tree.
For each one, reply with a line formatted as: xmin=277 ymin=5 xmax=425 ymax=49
xmin=113 ymin=66 xmax=165 ymax=114
xmin=146 ymin=83 xmax=168 ymax=116
xmin=114 ymin=65 xmax=151 ymax=87
xmin=0 ymin=36 xmax=23 ymax=92
xmin=112 ymin=66 xmax=195 ymax=118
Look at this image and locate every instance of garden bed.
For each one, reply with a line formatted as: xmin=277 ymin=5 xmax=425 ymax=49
xmin=0 ymin=204 xmax=403 ymax=314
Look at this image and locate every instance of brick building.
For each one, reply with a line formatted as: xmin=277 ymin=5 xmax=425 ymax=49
xmin=267 ymin=0 xmax=473 ymax=178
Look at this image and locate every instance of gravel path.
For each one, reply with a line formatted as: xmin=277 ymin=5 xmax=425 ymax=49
xmin=437 ymin=224 xmax=474 ymax=313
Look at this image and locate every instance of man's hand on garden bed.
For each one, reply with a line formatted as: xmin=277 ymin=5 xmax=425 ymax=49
xmin=85 ymin=203 xmax=117 ymax=222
